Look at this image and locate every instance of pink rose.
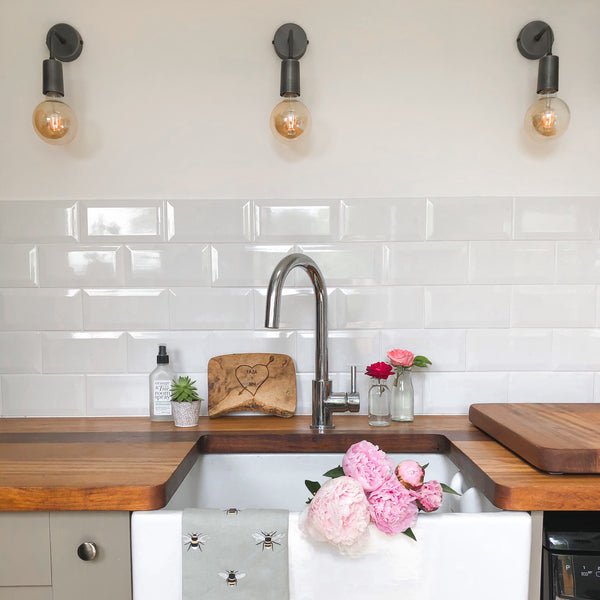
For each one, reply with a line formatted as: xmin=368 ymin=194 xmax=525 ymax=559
xmin=395 ymin=460 xmax=425 ymax=490
xmin=342 ymin=440 xmax=393 ymax=492
xmin=412 ymin=480 xmax=443 ymax=512
xmin=302 ymin=476 xmax=371 ymax=548
xmin=365 ymin=362 xmax=394 ymax=380
xmin=387 ymin=349 xmax=415 ymax=367
xmin=368 ymin=477 xmax=418 ymax=535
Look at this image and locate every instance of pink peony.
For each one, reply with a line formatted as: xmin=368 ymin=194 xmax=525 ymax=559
xmin=302 ymin=476 xmax=371 ymax=548
xmin=368 ymin=477 xmax=418 ymax=535
xmin=342 ymin=440 xmax=393 ymax=492
xmin=365 ymin=361 xmax=394 ymax=380
xmin=412 ymin=480 xmax=443 ymax=512
xmin=395 ymin=460 xmax=425 ymax=490
xmin=387 ymin=349 xmax=415 ymax=367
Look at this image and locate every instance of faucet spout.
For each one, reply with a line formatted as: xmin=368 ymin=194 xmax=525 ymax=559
xmin=265 ymin=253 xmax=359 ymax=431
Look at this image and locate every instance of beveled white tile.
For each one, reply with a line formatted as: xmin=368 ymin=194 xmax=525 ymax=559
xmin=296 ymin=330 xmax=380 ymax=373
xmin=0 ymin=201 xmax=78 ymax=242
xmin=207 ymin=330 xmax=296 ymax=361
xmin=81 ymin=201 xmax=165 ymax=242
xmin=511 ymin=285 xmax=596 ymax=327
xmin=509 ymin=372 xmax=594 ymax=404
xmin=0 ymin=332 xmax=42 ymax=373
xmin=0 ymin=289 xmax=82 ymax=330
xmin=381 ymin=329 xmax=466 ymax=372
xmin=169 ymin=288 xmax=254 ymax=329
xmin=42 ymin=332 xmax=126 ymax=374
xmin=514 ymin=197 xmax=599 ymax=240
xmin=557 ymin=242 xmax=600 ymax=283
xmin=86 ymin=375 xmax=147 ymax=416
xmin=340 ymin=198 xmax=426 ymax=241
xmin=168 ymin=200 xmax=252 ymax=242
xmin=2 ymin=375 xmax=85 ymax=416
xmin=469 ymin=241 xmax=555 ymax=284
xmin=127 ymin=332 xmax=213 ymax=374
xmin=83 ymin=289 xmax=169 ymax=330
xmin=423 ymin=373 xmax=508 ymax=414
xmin=297 ymin=244 xmax=385 ymax=285
xmin=126 ymin=244 xmax=210 ymax=286
xmin=467 ymin=329 xmax=554 ymax=371
xmin=212 ymin=245 xmax=292 ymax=286
xmin=387 ymin=242 xmax=468 ymax=284
xmin=426 ymin=197 xmax=512 ymax=240
xmin=38 ymin=245 xmax=125 ymax=287
xmin=554 ymin=330 xmax=600 ymax=371
xmin=425 ymin=286 xmax=510 ymax=328
xmin=0 ymin=245 xmax=37 ymax=287
xmin=336 ymin=287 xmax=424 ymax=329
xmin=295 ymin=372 xmax=314 ymax=415
xmin=255 ymin=200 xmax=338 ymax=242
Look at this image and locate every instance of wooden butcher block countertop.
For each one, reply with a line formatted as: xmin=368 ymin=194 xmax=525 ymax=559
xmin=1 ymin=414 xmax=600 ymax=512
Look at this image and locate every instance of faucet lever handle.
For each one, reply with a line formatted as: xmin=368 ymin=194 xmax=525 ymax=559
xmin=350 ymin=365 xmax=357 ymax=394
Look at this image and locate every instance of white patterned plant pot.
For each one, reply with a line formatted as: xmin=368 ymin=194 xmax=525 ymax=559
xmin=171 ymin=401 xmax=201 ymax=427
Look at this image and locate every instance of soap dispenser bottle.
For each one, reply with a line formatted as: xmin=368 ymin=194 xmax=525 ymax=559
xmin=150 ymin=345 xmax=175 ymax=421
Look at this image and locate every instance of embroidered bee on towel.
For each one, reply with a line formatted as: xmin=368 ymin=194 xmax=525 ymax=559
xmin=252 ymin=530 xmax=285 ymax=551
xmin=219 ymin=570 xmax=246 ymax=586
xmin=183 ymin=532 xmax=208 ymax=551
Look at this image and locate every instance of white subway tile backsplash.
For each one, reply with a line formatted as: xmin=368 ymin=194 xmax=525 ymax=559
xmin=336 ymin=287 xmax=424 ymax=329
xmin=2 ymin=375 xmax=85 ymax=416
xmin=387 ymin=242 xmax=468 ymax=284
xmin=553 ymin=330 xmax=600 ymax=371
xmin=0 ymin=333 xmax=42 ymax=373
xmin=469 ymin=241 xmax=555 ymax=284
xmin=426 ymin=197 xmax=512 ymax=241
xmin=83 ymin=289 xmax=169 ymax=330
xmin=509 ymin=372 xmax=594 ymax=404
xmin=169 ymin=288 xmax=254 ymax=329
xmin=0 ymin=201 xmax=78 ymax=242
xmin=38 ymin=245 xmax=125 ymax=287
xmin=255 ymin=200 xmax=338 ymax=242
xmin=207 ymin=331 xmax=296 ymax=361
xmin=514 ymin=197 xmax=599 ymax=240
xmin=168 ymin=200 xmax=252 ymax=242
xmin=0 ymin=289 xmax=82 ymax=330
xmin=0 ymin=245 xmax=37 ymax=287
xmin=126 ymin=244 xmax=211 ymax=286
xmin=557 ymin=242 xmax=600 ymax=283
xmin=340 ymin=198 xmax=426 ymax=241
xmin=511 ymin=285 xmax=596 ymax=327
xmin=86 ymin=375 xmax=147 ymax=416
xmin=425 ymin=286 xmax=510 ymax=328
xmin=467 ymin=329 xmax=554 ymax=371
xmin=212 ymin=245 xmax=292 ymax=286
xmin=42 ymin=332 xmax=126 ymax=374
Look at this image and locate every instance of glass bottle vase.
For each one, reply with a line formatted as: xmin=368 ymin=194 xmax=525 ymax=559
xmin=368 ymin=378 xmax=391 ymax=426
xmin=391 ymin=368 xmax=414 ymax=422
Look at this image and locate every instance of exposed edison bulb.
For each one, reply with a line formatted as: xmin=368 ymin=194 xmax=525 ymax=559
xmin=270 ymin=95 xmax=311 ymax=143
xmin=32 ymin=94 xmax=78 ymax=145
xmin=524 ymin=93 xmax=570 ymax=141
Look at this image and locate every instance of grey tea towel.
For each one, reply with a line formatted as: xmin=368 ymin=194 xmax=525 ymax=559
xmin=182 ymin=508 xmax=289 ymax=600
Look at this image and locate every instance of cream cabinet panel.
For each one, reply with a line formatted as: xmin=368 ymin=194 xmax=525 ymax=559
xmin=0 ymin=588 xmax=52 ymax=600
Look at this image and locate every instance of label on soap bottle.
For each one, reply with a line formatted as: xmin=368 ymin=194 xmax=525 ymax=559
xmin=153 ymin=379 xmax=172 ymax=416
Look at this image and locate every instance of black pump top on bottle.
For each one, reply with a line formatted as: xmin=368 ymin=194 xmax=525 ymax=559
xmin=156 ymin=345 xmax=169 ymax=364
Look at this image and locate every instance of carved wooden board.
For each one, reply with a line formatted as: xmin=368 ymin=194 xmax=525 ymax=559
xmin=207 ymin=353 xmax=296 ymax=418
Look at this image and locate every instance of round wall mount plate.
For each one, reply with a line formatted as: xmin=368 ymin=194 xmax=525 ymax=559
xmin=46 ymin=23 xmax=83 ymax=62
xmin=517 ymin=21 xmax=554 ymax=60
xmin=273 ymin=23 xmax=308 ymax=60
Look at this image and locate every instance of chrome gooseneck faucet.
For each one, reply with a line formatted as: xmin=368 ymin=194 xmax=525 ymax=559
xmin=265 ymin=253 xmax=360 ymax=431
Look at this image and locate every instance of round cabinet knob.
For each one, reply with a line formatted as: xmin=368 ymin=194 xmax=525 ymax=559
xmin=77 ymin=541 xmax=97 ymax=561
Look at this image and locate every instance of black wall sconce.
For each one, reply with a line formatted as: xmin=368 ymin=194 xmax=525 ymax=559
xmin=517 ymin=21 xmax=570 ymax=141
xmin=270 ymin=23 xmax=311 ymax=143
xmin=32 ymin=23 xmax=83 ymax=145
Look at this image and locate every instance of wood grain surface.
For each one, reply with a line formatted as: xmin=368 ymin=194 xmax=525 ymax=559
xmin=469 ymin=403 xmax=600 ymax=473
xmin=207 ymin=353 xmax=296 ymax=418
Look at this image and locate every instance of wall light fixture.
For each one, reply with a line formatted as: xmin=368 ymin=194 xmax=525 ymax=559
xmin=517 ymin=20 xmax=570 ymax=141
xmin=270 ymin=23 xmax=311 ymax=143
xmin=32 ymin=23 xmax=83 ymax=145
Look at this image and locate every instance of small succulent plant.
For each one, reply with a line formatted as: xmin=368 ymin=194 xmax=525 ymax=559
xmin=170 ymin=376 xmax=202 ymax=403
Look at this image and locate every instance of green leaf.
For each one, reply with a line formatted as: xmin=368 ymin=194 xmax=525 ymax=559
xmin=323 ymin=465 xmax=345 ymax=479
xmin=421 ymin=462 xmax=429 ymax=471
xmin=305 ymin=479 xmax=321 ymax=496
xmin=412 ymin=355 xmax=432 ymax=368
xmin=402 ymin=527 xmax=417 ymax=541
xmin=441 ymin=483 xmax=461 ymax=496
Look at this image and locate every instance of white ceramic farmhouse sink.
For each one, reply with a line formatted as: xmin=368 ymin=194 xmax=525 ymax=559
xmin=131 ymin=453 xmax=531 ymax=600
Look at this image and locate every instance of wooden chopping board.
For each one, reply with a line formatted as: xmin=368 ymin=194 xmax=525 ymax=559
xmin=469 ymin=403 xmax=600 ymax=473
xmin=207 ymin=353 xmax=296 ymax=418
